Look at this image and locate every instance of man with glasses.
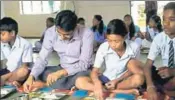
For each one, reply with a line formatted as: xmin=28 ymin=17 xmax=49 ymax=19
xmin=23 ymin=10 xmax=94 ymax=92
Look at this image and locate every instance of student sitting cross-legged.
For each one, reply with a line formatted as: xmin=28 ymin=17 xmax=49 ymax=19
xmin=0 ymin=17 xmax=33 ymax=87
xmin=144 ymin=2 xmax=175 ymax=100
xmin=75 ymin=19 xmax=144 ymax=100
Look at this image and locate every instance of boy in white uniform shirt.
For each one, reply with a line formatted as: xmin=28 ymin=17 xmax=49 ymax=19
xmin=144 ymin=2 xmax=175 ymax=100
xmin=0 ymin=17 xmax=33 ymax=87
xmin=75 ymin=19 xmax=144 ymax=100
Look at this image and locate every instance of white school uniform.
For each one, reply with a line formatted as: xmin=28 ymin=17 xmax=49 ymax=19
xmin=1 ymin=35 xmax=33 ymax=72
xmin=148 ymin=32 xmax=175 ymax=68
xmin=94 ymin=40 xmax=140 ymax=80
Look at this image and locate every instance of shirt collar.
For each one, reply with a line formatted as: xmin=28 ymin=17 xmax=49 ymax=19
xmin=164 ymin=32 xmax=175 ymax=44
xmin=107 ymin=47 xmax=115 ymax=54
xmin=107 ymin=40 xmax=134 ymax=57
xmin=12 ymin=35 xmax=20 ymax=49
xmin=1 ymin=42 xmax=9 ymax=48
xmin=125 ymin=41 xmax=135 ymax=56
xmin=1 ymin=35 xmax=20 ymax=49
xmin=71 ymin=26 xmax=81 ymax=41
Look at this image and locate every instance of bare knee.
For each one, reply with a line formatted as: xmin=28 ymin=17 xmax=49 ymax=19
xmin=132 ymin=74 xmax=144 ymax=87
xmin=127 ymin=59 xmax=144 ymax=75
xmin=137 ymin=69 xmax=144 ymax=76
xmin=16 ymin=67 xmax=29 ymax=77
xmin=75 ymin=76 xmax=91 ymax=89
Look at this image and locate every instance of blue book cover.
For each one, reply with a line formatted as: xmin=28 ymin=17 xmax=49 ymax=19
xmin=39 ymin=87 xmax=53 ymax=92
xmin=73 ymin=90 xmax=88 ymax=97
xmin=3 ymin=85 xmax=15 ymax=89
xmin=115 ymin=93 xmax=135 ymax=100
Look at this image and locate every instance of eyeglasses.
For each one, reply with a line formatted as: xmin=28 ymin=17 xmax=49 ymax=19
xmin=55 ymin=27 xmax=73 ymax=39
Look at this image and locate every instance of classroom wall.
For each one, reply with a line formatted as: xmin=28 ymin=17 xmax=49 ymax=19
xmin=76 ymin=1 xmax=130 ymax=27
xmin=3 ymin=1 xmax=130 ymax=37
xmin=3 ymin=1 xmax=55 ymax=37
xmin=1 ymin=1 xmax=5 ymax=18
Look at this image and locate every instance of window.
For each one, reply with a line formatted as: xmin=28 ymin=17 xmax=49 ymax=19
xmin=131 ymin=1 xmax=175 ymax=32
xmin=19 ymin=1 xmax=61 ymax=15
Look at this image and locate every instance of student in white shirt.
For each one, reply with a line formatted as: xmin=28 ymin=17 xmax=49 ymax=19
xmin=145 ymin=15 xmax=163 ymax=42
xmin=124 ymin=14 xmax=144 ymax=41
xmin=124 ymin=14 xmax=144 ymax=49
xmin=144 ymin=2 xmax=175 ymax=100
xmin=75 ymin=19 xmax=144 ymax=100
xmin=0 ymin=17 xmax=33 ymax=87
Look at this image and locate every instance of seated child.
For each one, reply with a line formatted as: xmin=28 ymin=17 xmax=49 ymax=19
xmin=0 ymin=17 xmax=33 ymax=87
xmin=74 ymin=19 xmax=144 ymax=100
xmin=145 ymin=15 xmax=163 ymax=42
xmin=144 ymin=2 xmax=175 ymax=99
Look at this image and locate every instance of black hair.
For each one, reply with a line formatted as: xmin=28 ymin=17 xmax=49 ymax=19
xmin=77 ymin=17 xmax=85 ymax=23
xmin=92 ymin=15 xmax=104 ymax=35
xmin=150 ymin=15 xmax=163 ymax=32
xmin=164 ymin=2 xmax=175 ymax=13
xmin=55 ymin=10 xmax=77 ymax=32
xmin=107 ymin=19 xmax=128 ymax=37
xmin=47 ymin=17 xmax=55 ymax=23
xmin=0 ymin=17 xmax=18 ymax=35
xmin=124 ymin=14 xmax=135 ymax=39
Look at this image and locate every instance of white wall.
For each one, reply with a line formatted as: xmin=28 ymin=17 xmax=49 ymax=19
xmin=3 ymin=1 xmax=130 ymax=37
xmin=3 ymin=1 xmax=57 ymax=37
xmin=76 ymin=1 xmax=130 ymax=27
xmin=1 ymin=1 xmax=5 ymax=18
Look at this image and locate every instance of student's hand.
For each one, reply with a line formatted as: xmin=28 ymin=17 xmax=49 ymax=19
xmin=31 ymin=81 xmax=46 ymax=92
xmin=23 ymin=75 xmax=34 ymax=93
xmin=11 ymin=81 xmax=21 ymax=88
xmin=46 ymin=69 xmax=67 ymax=86
xmin=105 ymin=80 xmax=118 ymax=90
xmin=94 ymin=81 xmax=104 ymax=100
xmin=147 ymin=86 xmax=158 ymax=100
xmin=158 ymin=67 xmax=174 ymax=79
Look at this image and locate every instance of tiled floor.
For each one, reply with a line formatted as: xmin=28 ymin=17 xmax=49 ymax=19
xmin=27 ymin=39 xmax=162 ymax=67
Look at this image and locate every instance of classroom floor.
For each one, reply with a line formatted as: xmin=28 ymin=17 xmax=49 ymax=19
xmin=27 ymin=39 xmax=60 ymax=66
